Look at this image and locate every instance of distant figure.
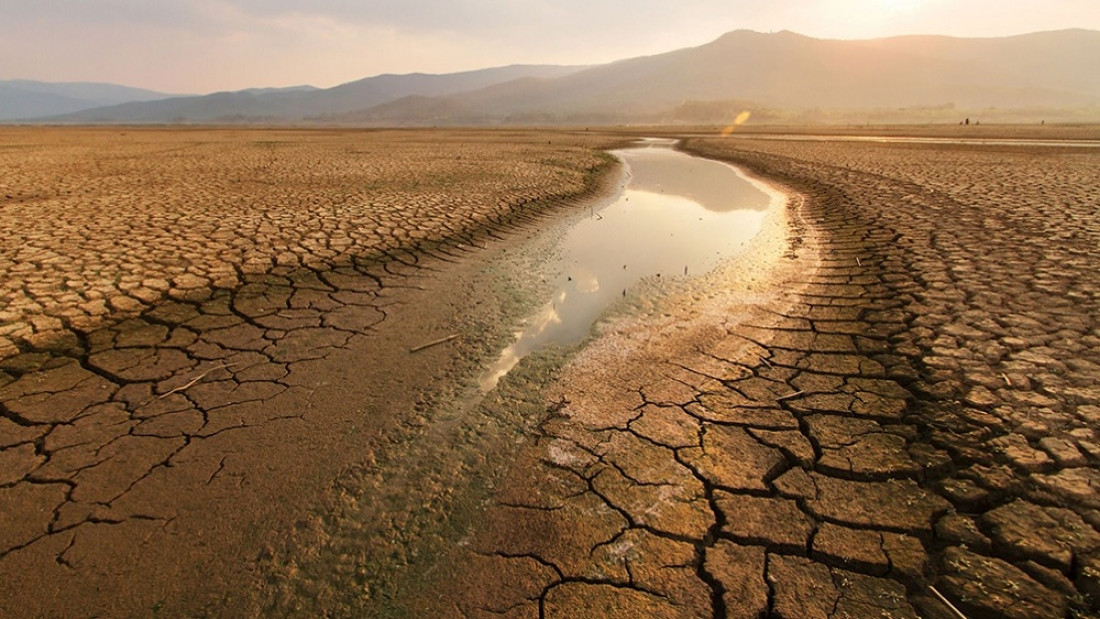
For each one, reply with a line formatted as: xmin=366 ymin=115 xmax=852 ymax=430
xmin=965 ymin=118 xmax=970 ymax=125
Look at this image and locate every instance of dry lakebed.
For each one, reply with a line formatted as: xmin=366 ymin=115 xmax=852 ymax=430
xmin=1 ymin=125 xmax=1099 ymax=618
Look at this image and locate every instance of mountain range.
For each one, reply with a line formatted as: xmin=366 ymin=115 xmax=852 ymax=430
xmin=0 ymin=80 xmax=184 ymax=121
xmin=5 ymin=29 xmax=1098 ymax=125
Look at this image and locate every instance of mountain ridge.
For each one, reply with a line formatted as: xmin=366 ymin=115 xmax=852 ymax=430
xmin=332 ymin=28 xmax=1100 ymax=125
xmin=29 ymin=64 xmax=588 ymax=124
xmin=0 ymin=80 xmax=181 ymax=121
xmin=8 ymin=29 xmax=1099 ymax=125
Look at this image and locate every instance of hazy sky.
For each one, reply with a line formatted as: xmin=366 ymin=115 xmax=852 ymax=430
xmin=2 ymin=0 xmax=1097 ymax=93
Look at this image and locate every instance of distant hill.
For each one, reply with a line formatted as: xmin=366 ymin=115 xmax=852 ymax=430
xmin=38 ymin=65 xmax=587 ymax=124
xmin=11 ymin=29 xmax=1099 ymax=125
xmin=333 ymin=29 xmax=1100 ymax=125
xmin=0 ymin=80 xmax=180 ymax=120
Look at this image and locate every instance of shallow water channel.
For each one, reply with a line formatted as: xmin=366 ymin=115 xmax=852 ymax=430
xmin=480 ymin=139 xmax=773 ymax=390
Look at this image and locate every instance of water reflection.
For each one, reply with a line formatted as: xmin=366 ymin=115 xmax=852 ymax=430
xmin=621 ymin=146 xmax=770 ymax=213
xmin=480 ymin=142 xmax=771 ymax=392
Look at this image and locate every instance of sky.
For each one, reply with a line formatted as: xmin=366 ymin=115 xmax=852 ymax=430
xmin=1 ymin=0 xmax=1098 ymax=94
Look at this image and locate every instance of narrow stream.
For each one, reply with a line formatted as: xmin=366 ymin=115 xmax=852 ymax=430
xmin=278 ymin=140 xmax=784 ymax=615
xmin=480 ymin=139 xmax=773 ymax=391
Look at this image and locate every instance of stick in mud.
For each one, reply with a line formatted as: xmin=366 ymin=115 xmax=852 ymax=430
xmin=159 ymin=363 xmax=237 ymax=398
xmin=776 ymin=390 xmax=805 ymax=402
xmin=929 ymin=585 xmax=969 ymax=619
xmin=409 ymin=334 xmax=460 ymax=353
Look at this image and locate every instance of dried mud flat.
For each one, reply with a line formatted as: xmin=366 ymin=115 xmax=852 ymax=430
xmin=0 ymin=127 xmax=619 ymax=616
xmin=402 ymin=132 xmax=1100 ymax=618
xmin=1 ymin=126 xmax=1099 ymax=618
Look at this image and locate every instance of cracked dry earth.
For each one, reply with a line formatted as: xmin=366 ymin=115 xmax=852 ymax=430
xmin=0 ymin=127 xmax=617 ymax=616
xmin=410 ymin=135 xmax=1100 ymax=618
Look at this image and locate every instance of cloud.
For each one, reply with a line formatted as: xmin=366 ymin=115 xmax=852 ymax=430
xmin=6 ymin=0 xmax=211 ymax=31
xmin=1 ymin=0 xmax=1098 ymax=92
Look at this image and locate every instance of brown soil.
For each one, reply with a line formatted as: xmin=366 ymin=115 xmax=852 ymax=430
xmin=3 ymin=126 xmax=1098 ymax=618
xmin=0 ymin=127 xmax=624 ymax=616
xmin=387 ymin=131 xmax=1100 ymax=618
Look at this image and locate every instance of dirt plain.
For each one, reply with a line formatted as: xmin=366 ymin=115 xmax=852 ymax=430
xmin=402 ymin=128 xmax=1100 ymax=619
xmin=1 ymin=125 xmax=1099 ymax=617
xmin=0 ymin=127 xmax=622 ymax=615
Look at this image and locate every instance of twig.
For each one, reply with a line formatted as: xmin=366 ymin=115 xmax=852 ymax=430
xmin=159 ymin=363 xmax=236 ymax=399
xmin=1001 ymin=372 xmax=1012 ymax=387
xmin=929 ymin=585 xmax=969 ymax=619
xmin=409 ymin=334 xmax=459 ymax=353
xmin=856 ymin=257 xmax=862 ymax=267
xmin=776 ymin=390 xmax=805 ymax=402
xmin=546 ymin=395 xmax=570 ymax=414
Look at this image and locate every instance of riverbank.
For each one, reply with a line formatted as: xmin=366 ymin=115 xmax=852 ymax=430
xmin=255 ymin=140 xmax=794 ymax=616
xmin=404 ymin=133 xmax=1099 ymax=618
xmin=680 ymin=135 xmax=1100 ymax=618
xmin=376 ymin=144 xmax=806 ymax=618
xmin=3 ymin=127 xmax=1096 ymax=617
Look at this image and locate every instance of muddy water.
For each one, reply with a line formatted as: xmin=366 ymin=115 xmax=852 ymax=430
xmin=481 ymin=139 xmax=771 ymax=390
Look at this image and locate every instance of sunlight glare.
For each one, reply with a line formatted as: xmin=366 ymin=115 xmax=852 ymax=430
xmin=720 ymin=110 xmax=752 ymax=137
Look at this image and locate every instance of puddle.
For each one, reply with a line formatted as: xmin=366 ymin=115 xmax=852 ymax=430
xmin=480 ymin=139 xmax=772 ymax=391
